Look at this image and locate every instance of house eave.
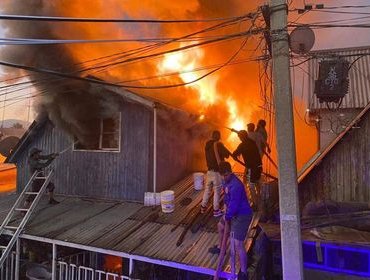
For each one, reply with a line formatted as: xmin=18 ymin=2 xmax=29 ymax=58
xmin=18 ymin=233 xmax=231 ymax=279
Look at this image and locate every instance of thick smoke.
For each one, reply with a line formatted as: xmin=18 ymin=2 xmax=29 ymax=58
xmin=0 ymin=0 xmax=318 ymax=169
xmin=0 ymin=1 xmax=125 ymax=146
xmin=0 ymin=0 xmax=256 ymax=144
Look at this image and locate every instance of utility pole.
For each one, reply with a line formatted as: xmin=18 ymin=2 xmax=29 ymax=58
xmin=269 ymin=0 xmax=304 ymax=279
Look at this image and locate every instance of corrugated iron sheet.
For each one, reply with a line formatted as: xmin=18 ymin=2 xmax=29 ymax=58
xmin=0 ymin=175 xmax=236 ymax=273
xmin=308 ymin=46 xmax=370 ymax=110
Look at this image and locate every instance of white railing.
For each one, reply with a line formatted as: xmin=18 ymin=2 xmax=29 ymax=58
xmin=58 ymin=261 xmax=131 ymax=280
xmin=62 ymin=251 xmax=97 ymax=268
xmin=0 ymin=250 xmax=16 ymax=280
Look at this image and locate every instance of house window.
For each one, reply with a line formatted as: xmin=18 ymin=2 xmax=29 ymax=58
xmin=74 ymin=113 xmax=121 ymax=152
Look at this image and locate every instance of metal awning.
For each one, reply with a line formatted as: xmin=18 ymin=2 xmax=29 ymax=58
xmin=0 ymin=175 xmax=231 ymax=278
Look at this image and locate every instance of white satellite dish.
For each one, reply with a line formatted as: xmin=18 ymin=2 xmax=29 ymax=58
xmin=289 ymin=26 xmax=315 ymax=54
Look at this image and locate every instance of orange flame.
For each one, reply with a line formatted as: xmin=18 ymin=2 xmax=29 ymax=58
xmin=158 ymin=42 xmax=218 ymax=106
xmin=2 ymin=0 xmax=317 ymax=170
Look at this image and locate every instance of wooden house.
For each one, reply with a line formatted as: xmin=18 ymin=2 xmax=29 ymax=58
xmin=0 ymin=86 xmax=242 ymax=280
xmin=6 ymin=85 xmax=207 ymax=202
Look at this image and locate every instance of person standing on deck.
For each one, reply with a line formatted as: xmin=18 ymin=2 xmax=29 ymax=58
xmin=246 ymin=123 xmax=265 ymax=158
xmin=201 ymin=130 xmax=231 ymax=217
xmin=232 ymin=130 xmax=262 ymax=209
xmin=256 ymin=119 xmax=271 ymax=159
xmin=209 ymin=161 xmax=252 ymax=280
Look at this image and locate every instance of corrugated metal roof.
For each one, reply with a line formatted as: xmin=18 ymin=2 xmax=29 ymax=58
xmin=308 ymin=46 xmax=370 ymax=110
xmin=0 ymin=175 xmax=235 ymax=274
xmin=298 ymin=100 xmax=370 ymax=183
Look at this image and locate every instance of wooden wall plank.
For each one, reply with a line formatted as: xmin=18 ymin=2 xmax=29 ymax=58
xmin=299 ymin=110 xmax=370 ymax=206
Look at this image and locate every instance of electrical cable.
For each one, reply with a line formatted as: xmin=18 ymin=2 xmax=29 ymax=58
xmin=0 ymin=32 xmax=263 ymax=93
xmin=0 ymin=12 xmax=255 ymax=86
xmin=0 ymin=14 xmax=255 ymax=23
xmin=0 ymin=15 xmax=259 ymax=96
xmin=289 ymin=23 xmax=370 ymax=29
xmin=78 ymin=21 xmax=263 ymax=75
xmin=0 ymin=33 xmax=254 ymax=45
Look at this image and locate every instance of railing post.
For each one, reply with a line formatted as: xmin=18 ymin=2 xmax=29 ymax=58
xmin=52 ymin=243 xmax=57 ymax=280
xmin=14 ymin=238 xmax=21 ymax=280
xmin=129 ymin=258 xmax=134 ymax=280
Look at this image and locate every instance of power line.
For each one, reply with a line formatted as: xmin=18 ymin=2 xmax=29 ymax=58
xmin=0 ymin=10 xmax=264 ymax=109
xmin=289 ymin=23 xmax=370 ymax=29
xmin=0 ymin=41 xmax=265 ymax=91
xmin=0 ymin=34 xmax=248 ymax=45
xmin=0 ymin=53 xmax=266 ymax=98
xmin=0 ymin=14 xmax=255 ymax=23
xmin=0 ymin=26 xmax=262 ymax=94
xmin=300 ymin=15 xmax=370 ymax=25
xmin=1 ymin=12 xmax=256 ymax=86
xmin=78 ymin=28 xmax=263 ymax=75
xmin=318 ymin=5 xmax=370 ymax=10
xmin=310 ymin=10 xmax=370 ymax=16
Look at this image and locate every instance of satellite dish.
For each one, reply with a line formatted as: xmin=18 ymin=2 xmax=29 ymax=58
xmin=289 ymin=26 xmax=315 ymax=54
xmin=0 ymin=136 xmax=20 ymax=157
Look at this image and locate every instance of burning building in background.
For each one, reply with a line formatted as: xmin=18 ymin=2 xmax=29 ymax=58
xmin=0 ymin=0 xmax=318 ymax=171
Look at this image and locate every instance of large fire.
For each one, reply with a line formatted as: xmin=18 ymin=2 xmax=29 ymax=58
xmin=0 ymin=0 xmax=318 ymax=171
xmin=158 ymin=41 xmax=248 ymax=147
xmin=158 ymin=44 xmax=218 ymax=105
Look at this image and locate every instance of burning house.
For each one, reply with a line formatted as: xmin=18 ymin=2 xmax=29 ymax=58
xmin=0 ymin=84 xmax=233 ymax=280
xmin=0 ymin=1 xmax=277 ymax=279
xmin=5 ymin=84 xmax=208 ymax=202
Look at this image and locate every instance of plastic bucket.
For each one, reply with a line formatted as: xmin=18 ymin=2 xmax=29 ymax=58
xmin=144 ymin=192 xmax=161 ymax=206
xmin=193 ymin=172 xmax=204 ymax=190
xmin=161 ymin=190 xmax=175 ymax=213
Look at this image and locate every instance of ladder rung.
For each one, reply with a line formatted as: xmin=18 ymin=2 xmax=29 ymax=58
xmin=25 ymin=192 xmax=39 ymax=195
xmin=15 ymin=208 xmax=28 ymax=212
xmin=35 ymin=177 xmax=46 ymax=179
xmin=4 ymin=226 xmax=18 ymax=230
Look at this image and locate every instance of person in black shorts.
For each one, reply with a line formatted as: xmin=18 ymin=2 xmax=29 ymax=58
xmin=232 ymin=130 xmax=262 ymax=209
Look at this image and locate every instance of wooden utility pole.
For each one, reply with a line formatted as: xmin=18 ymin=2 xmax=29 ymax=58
xmin=269 ymin=0 xmax=304 ymax=279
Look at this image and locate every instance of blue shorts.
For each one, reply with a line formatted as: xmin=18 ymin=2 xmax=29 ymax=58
xmin=221 ymin=214 xmax=252 ymax=241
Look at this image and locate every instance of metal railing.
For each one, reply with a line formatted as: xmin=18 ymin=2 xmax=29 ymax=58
xmin=58 ymin=261 xmax=131 ymax=280
xmin=0 ymin=249 xmax=16 ymax=280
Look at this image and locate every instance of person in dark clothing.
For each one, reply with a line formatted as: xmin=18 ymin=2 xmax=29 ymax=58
xmin=209 ymin=161 xmax=252 ymax=280
xmin=256 ymin=119 xmax=271 ymax=158
xmin=201 ymin=130 xmax=231 ymax=217
xmin=247 ymin=123 xmax=264 ymax=157
xmin=26 ymin=147 xmax=59 ymax=206
xmin=232 ymin=130 xmax=262 ymax=209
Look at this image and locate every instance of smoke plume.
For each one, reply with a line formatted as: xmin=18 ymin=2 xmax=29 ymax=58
xmin=0 ymin=0 xmax=319 ymax=169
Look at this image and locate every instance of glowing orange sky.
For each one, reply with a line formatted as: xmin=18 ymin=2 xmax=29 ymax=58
xmin=0 ymin=0 xmax=320 ymax=171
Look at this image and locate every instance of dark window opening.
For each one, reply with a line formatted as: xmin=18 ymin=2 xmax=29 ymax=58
xmin=74 ymin=114 xmax=120 ymax=152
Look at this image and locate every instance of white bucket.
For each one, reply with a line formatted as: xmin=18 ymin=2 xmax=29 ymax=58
xmin=193 ymin=172 xmax=204 ymax=191
xmin=144 ymin=192 xmax=161 ymax=206
xmin=161 ymin=190 xmax=175 ymax=213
